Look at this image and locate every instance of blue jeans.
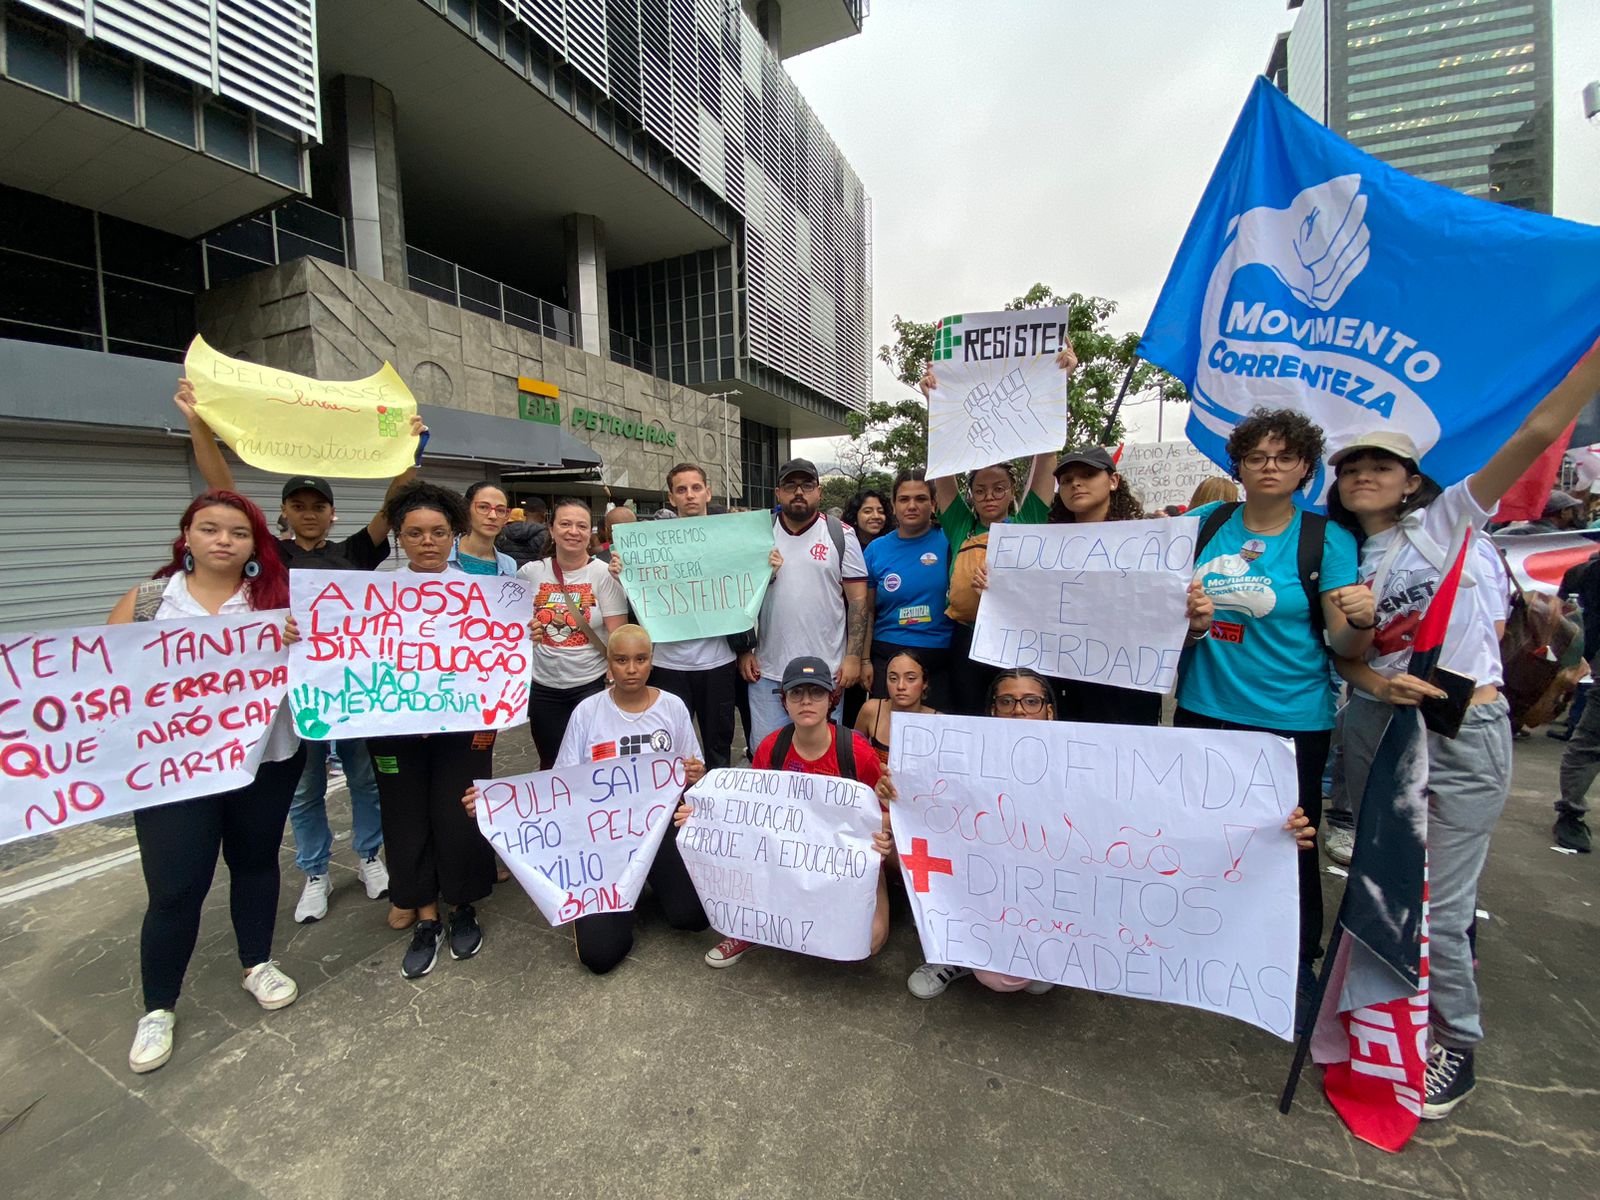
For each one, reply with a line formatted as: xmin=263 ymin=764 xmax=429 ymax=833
xmin=289 ymin=739 xmax=383 ymax=876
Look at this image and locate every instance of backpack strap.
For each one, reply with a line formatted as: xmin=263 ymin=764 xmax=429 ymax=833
xmin=772 ymin=723 xmax=796 ymax=770
xmin=834 ymin=713 xmax=857 ymax=784
xmin=1298 ymin=511 xmax=1329 ymax=640
xmin=826 ymin=514 xmax=847 ymax=563
xmin=132 ymin=578 xmax=166 ymax=623
xmin=1194 ymin=502 xmax=1241 ymax=561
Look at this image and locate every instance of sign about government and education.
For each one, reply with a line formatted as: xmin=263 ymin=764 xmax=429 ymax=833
xmin=611 ymin=511 xmax=776 ymax=643
xmin=1142 ymin=78 xmax=1600 ymax=504
xmin=475 ymin=754 xmax=687 ymax=925
xmin=926 ymin=306 xmax=1072 ymax=481
xmin=0 ymin=613 xmax=289 ymax=845
xmin=1115 ymin=440 xmax=1222 ymax=512
xmin=678 ymin=766 xmax=883 ymax=961
xmin=185 ymin=335 xmax=419 ymax=478
xmin=288 ymin=569 xmax=532 ymax=739
xmin=889 ymin=712 xmax=1300 ymax=1038
xmin=971 ymin=517 xmax=1197 ymax=694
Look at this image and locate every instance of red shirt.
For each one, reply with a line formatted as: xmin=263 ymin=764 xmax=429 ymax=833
xmin=752 ymin=726 xmax=882 ymax=789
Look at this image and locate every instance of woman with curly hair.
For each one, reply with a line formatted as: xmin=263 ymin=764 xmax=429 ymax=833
xmin=842 ymin=488 xmax=894 ymax=546
xmin=1046 ymin=447 xmax=1213 ymax=725
xmin=1174 ymin=408 xmax=1376 ymax=1024
xmin=110 ymin=489 xmax=304 ymax=1073
xmin=369 ymin=481 xmax=500 ymax=979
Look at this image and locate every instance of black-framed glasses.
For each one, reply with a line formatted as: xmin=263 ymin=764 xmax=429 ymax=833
xmin=1241 ymin=452 xmax=1304 ymax=471
xmin=992 ymin=693 xmax=1047 ymax=714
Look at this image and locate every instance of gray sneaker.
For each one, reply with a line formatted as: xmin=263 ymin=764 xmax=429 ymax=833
xmin=908 ymin=962 xmax=971 ymax=999
xmin=1324 ymin=825 xmax=1355 ymax=867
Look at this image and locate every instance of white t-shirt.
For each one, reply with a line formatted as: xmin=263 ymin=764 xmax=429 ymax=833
xmin=651 ymin=634 xmax=736 ymax=673
xmin=554 ymin=687 xmax=702 ymax=766
xmin=518 ymin=557 xmax=628 ymax=689
xmin=756 ymin=515 xmax=868 ymax=678
xmin=155 ymin=576 xmax=299 ymax=762
xmin=1359 ymin=478 xmax=1504 ymax=688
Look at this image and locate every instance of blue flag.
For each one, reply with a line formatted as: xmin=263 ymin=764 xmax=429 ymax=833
xmin=1142 ymin=77 xmax=1600 ymax=502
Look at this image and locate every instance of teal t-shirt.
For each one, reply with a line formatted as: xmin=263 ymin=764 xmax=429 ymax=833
xmin=1176 ymin=501 xmax=1359 ymax=732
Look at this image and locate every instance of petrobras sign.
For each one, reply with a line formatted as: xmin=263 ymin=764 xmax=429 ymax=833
xmin=1143 ymin=78 xmax=1600 ymax=504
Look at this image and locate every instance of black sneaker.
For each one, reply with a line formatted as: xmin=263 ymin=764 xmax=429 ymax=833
xmin=1421 ymin=1044 xmax=1475 ymax=1119
xmin=401 ymin=919 xmax=442 ymax=979
xmin=448 ymin=905 xmax=483 ymax=960
xmin=1554 ymin=812 xmax=1592 ymax=853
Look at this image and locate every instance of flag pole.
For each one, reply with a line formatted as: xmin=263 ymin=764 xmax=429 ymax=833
xmin=1278 ymin=915 xmax=1347 ymax=1113
xmin=1100 ymin=356 xmax=1139 ymax=444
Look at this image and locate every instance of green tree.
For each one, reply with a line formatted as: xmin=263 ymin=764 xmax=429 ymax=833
xmin=851 ymin=286 xmax=1188 ymax=474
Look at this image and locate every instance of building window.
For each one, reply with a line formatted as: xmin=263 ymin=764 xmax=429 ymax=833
xmin=203 ymin=102 xmax=252 ymax=168
xmin=256 ymin=128 xmax=302 ymax=187
xmin=741 ymin=417 xmax=780 ymax=512
xmin=144 ymin=76 xmax=196 ymax=146
xmin=77 ymin=47 xmax=137 ymax=122
xmin=6 ymin=18 xmax=70 ymax=96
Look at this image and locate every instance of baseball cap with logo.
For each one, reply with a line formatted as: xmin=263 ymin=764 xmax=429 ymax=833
xmin=1053 ymin=446 xmax=1118 ymax=476
xmin=281 ymin=476 xmax=336 ymax=504
xmin=779 ymin=656 xmax=833 ymax=692
xmin=777 ymin=458 xmax=819 ymax=484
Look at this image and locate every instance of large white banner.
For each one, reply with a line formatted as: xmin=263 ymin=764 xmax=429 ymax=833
xmin=289 ymin=569 xmax=532 ymax=739
xmin=1114 ymin=440 xmax=1221 ymax=512
xmin=971 ymin=517 xmax=1198 ymax=694
xmin=926 ymin=306 xmax=1071 ymax=480
xmin=1492 ymin=531 xmax=1600 ymax=596
xmin=475 ymin=754 xmax=686 ymax=925
xmin=0 ymin=613 xmax=289 ymax=845
xmin=889 ymin=712 xmax=1301 ymax=1039
xmin=679 ymin=766 xmax=883 ymax=961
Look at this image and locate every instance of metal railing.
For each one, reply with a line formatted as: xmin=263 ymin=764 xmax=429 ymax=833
xmin=202 ymin=198 xmax=347 ymax=286
xmin=609 ymin=329 xmax=653 ymax=373
xmin=404 ymin=245 xmax=575 ymax=346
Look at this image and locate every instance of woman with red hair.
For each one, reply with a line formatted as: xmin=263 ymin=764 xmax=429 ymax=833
xmin=107 ymin=489 xmax=304 ymax=1075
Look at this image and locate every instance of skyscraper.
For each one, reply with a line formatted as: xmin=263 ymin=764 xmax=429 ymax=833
xmin=1270 ymin=0 xmax=1554 ymax=212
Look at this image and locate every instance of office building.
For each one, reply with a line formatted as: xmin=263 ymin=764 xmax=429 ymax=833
xmin=1269 ymin=0 xmax=1553 ymax=212
xmin=0 ymin=0 xmax=872 ymax=630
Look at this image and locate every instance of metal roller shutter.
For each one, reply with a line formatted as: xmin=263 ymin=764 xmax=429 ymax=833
xmin=0 ymin=428 xmax=197 ymax=633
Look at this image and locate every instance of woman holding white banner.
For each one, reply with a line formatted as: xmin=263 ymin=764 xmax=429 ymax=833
xmin=1325 ymin=337 xmax=1600 ymax=1120
xmin=519 ymin=497 xmax=628 ymax=768
xmin=1043 ymin=447 xmax=1214 ymax=726
xmin=366 ymin=481 xmax=498 ymax=979
xmin=925 ymin=347 xmax=1077 ymax=715
xmin=109 ymin=489 xmax=305 ymax=1074
xmin=1173 ymin=408 xmax=1374 ymax=1026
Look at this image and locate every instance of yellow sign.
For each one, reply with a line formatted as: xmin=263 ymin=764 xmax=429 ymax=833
xmin=184 ymin=335 xmax=419 ymax=478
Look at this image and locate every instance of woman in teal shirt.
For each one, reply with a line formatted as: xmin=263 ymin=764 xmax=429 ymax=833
xmin=1175 ymin=407 xmax=1375 ymax=1024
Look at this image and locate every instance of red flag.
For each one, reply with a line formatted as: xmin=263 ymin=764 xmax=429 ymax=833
xmin=1493 ymin=418 xmax=1576 ymax=522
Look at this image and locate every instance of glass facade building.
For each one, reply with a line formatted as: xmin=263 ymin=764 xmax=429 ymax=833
xmin=1275 ymin=0 xmax=1553 ymax=212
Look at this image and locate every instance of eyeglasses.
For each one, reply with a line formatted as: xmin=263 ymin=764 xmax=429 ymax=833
xmin=1241 ymin=452 xmax=1305 ymax=471
xmin=992 ymin=693 xmax=1048 ymax=714
xmin=777 ymin=480 xmax=819 ymax=495
xmin=971 ymin=484 xmax=1013 ymax=501
xmin=473 ymin=502 xmax=509 ymax=516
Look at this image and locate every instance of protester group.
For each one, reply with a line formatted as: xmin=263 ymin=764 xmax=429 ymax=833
xmin=0 ymin=326 xmax=1570 ymax=1144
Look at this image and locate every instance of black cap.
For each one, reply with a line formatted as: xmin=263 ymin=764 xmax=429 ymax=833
xmin=282 ymin=476 xmax=335 ymax=503
xmin=777 ymin=457 xmax=819 ymax=484
xmin=779 ymin=656 xmax=834 ymax=692
xmin=1053 ymin=447 xmax=1117 ymax=476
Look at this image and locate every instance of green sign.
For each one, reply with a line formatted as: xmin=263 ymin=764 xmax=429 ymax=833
xmin=571 ymin=405 xmax=679 ymax=448
xmin=518 ymin=393 xmax=560 ymax=424
xmin=611 ymin=511 xmax=775 ymax=643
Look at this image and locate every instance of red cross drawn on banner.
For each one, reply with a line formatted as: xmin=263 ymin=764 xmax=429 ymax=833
xmin=903 ymin=838 xmax=953 ymax=893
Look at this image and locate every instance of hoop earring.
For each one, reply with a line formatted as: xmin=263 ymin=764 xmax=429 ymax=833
xmin=182 ymin=550 xmax=195 ymax=573
xmin=243 ymin=557 xmax=261 ymax=579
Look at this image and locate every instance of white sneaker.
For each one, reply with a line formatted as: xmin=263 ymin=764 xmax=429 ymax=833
xmin=129 ymin=1009 xmax=175 ymax=1074
xmin=907 ymin=963 xmax=971 ymax=999
xmin=1324 ymin=825 xmax=1355 ymax=867
xmin=294 ymin=874 xmax=331 ymax=923
xmin=358 ymin=855 xmax=390 ymax=900
xmin=242 ymin=961 xmax=299 ymax=1010
xmin=1023 ymin=979 xmax=1056 ymax=995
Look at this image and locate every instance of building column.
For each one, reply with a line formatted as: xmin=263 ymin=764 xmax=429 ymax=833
xmin=564 ymin=214 xmax=610 ymax=359
xmin=757 ymin=0 xmax=782 ymax=56
xmin=326 ymin=76 xmax=407 ymax=286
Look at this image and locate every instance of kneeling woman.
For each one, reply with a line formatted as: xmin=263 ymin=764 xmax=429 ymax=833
xmin=370 ymin=482 xmax=498 ymax=979
xmin=111 ymin=490 xmax=304 ymax=1073
xmin=693 ymin=657 xmax=895 ymax=969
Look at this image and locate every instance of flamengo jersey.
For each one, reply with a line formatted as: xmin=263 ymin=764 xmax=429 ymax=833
xmin=756 ymin=515 xmax=867 ymax=678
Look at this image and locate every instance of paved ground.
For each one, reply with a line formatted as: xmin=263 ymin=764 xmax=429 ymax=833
xmin=1 ymin=722 xmax=1595 ymax=1200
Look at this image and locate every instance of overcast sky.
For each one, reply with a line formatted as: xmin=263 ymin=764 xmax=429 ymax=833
xmin=788 ymin=0 xmax=1600 ymax=457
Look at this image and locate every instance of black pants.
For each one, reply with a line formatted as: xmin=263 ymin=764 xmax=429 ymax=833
xmin=870 ymin=639 xmax=953 ymax=712
xmin=1174 ymin=707 xmax=1330 ymax=967
xmin=652 ymin=663 xmax=736 ymax=770
xmin=947 ymin=622 xmax=1001 ymax=717
xmin=1054 ymin=678 xmax=1162 ymax=727
xmin=528 ymin=677 xmax=606 ymax=769
xmin=134 ymin=749 xmax=305 ymax=1011
xmin=734 ymin=674 xmax=753 ymax=762
xmin=369 ymin=731 xmax=496 ymax=910
xmin=573 ymin=822 xmax=708 ymax=974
